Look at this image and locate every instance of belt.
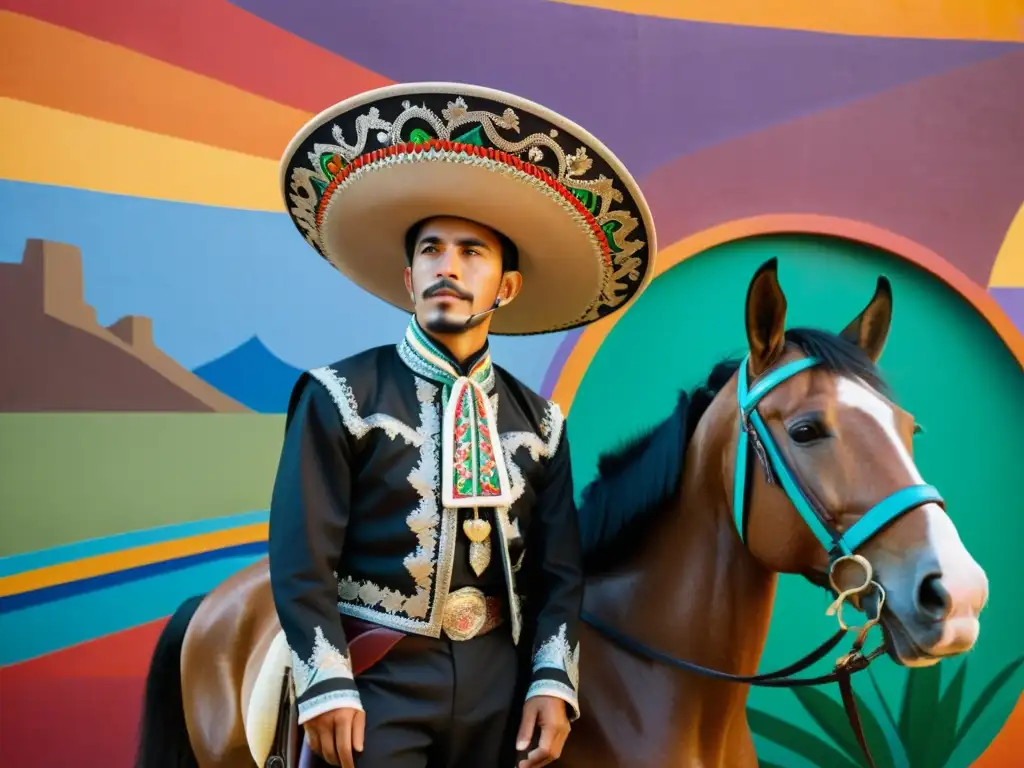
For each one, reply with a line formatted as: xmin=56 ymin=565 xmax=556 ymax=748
xmin=442 ymin=587 xmax=504 ymax=641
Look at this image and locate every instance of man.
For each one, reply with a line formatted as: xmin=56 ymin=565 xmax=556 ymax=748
xmin=268 ymin=82 xmax=657 ymax=768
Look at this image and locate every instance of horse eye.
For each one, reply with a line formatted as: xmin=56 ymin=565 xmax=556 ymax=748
xmin=789 ymin=422 xmax=825 ymax=444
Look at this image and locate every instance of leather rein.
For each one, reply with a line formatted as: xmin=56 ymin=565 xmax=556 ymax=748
xmin=581 ymin=354 xmax=945 ymax=768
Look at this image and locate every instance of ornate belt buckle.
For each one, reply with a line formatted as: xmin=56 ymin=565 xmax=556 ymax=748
xmin=443 ymin=587 xmax=488 ymax=641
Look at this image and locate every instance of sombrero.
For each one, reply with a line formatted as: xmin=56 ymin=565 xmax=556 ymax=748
xmin=279 ymin=82 xmax=657 ymax=335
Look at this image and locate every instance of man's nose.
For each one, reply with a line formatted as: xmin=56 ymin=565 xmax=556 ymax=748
xmin=434 ymin=247 xmax=460 ymax=279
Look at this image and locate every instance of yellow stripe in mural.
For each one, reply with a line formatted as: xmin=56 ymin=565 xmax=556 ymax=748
xmin=1 ymin=12 xmax=312 ymax=161
xmin=0 ymin=99 xmax=282 ymax=212
xmin=0 ymin=523 xmax=268 ymax=598
xmin=552 ymin=0 xmax=1024 ymax=42
xmin=989 ymin=202 xmax=1024 ymax=288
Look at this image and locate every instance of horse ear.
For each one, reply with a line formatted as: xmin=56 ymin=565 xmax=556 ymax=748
xmin=840 ymin=276 xmax=893 ymax=363
xmin=745 ymin=258 xmax=788 ymax=376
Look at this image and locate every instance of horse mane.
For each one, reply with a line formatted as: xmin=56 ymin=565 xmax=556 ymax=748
xmin=577 ymin=327 xmax=889 ymax=574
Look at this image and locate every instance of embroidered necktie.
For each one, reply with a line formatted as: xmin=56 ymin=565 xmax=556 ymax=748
xmin=399 ymin=320 xmax=513 ymax=575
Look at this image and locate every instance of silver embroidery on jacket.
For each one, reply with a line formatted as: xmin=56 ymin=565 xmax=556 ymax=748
xmin=309 ymin=367 xmax=423 ymax=446
xmin=291 ymin=626 xmax=355 ymax=698
xmin=532 ymin=622 xmax=580 ymax=692
xmin=323 ymin=376 xmax=459 ymax=637
xmin=308 ymin=367 xmax=560 ymax=644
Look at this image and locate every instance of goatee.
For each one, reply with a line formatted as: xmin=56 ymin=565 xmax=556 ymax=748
xmin=423 ymin=307 xmax=487 ymax=334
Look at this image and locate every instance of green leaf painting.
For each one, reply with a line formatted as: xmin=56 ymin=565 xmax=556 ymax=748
xmin=791 ymin=687 xmax=895 ymax=768
xmin=750 ymin=654 xmax=1024 ymax=767
xmin=953 ymin=654 xmax=1024 ymax=751
xmin=899 ymin=662 xmax=941 ymax=763
xmin=748 ymin=708 xmax=862 ymax=768
xmin=926 ymin=660 xmax=967 ymax=766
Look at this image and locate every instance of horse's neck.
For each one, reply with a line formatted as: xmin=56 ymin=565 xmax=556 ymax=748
xmin=587 ymin=397 xmax=778 ymax=709
xmin=644 ymin=479 xmax=778 ymax=678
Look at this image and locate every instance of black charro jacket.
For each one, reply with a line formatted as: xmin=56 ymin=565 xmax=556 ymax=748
xmin=268 ymin=321 xmax=583 ymax=725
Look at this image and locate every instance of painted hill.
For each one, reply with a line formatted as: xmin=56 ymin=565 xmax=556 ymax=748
xmin=193 ymin=336 xmax=303 ymax=413
xmin=0 ymin=239 xmax=248 ymax=413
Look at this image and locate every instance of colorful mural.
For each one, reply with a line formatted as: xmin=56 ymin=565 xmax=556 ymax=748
xmin=0 ymin=1 xmax=1021 ymax=766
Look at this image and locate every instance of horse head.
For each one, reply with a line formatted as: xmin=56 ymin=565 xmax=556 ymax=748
xmin=736 ymin=257 xmax=989 ymax=667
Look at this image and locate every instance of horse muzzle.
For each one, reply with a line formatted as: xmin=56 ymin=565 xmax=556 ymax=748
xmin=875 ymin=552 xmax=988 ymax=667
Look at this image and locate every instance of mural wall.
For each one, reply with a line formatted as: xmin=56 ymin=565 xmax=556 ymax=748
xmin=1 ymin=1 xmax=1021 ymax=766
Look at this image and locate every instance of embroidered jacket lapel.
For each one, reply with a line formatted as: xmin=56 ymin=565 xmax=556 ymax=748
xmin=398 ymin=319 xmax=514 ymax=508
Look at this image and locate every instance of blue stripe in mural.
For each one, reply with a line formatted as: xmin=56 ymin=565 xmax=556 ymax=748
xmin=0 ymin=551 xmax=265 ymax=666
xmin=0 ymin=541 xmax=268 ymax=615
xmin=0 ymin=510 xmax=269 ymax=578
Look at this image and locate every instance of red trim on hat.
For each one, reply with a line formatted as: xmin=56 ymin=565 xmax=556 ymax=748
xmin=312 ymin=140 xmax=613 ymax=266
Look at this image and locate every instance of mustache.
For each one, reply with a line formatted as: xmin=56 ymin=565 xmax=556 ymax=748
xmin=422 ymin=278 xmax=473 ymax=302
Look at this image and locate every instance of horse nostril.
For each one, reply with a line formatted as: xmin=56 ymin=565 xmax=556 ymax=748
xmin=917 ymin=573 xmax=951 ymax=622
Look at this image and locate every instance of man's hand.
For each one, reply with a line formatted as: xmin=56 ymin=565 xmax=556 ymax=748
xmin=304 ymin=706 xmax=365 ymax=768
xmin=516 ymin=695 xmax=571 ymax=767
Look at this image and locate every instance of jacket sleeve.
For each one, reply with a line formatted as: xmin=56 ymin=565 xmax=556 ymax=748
xmin=268 ymin=374 xmax=362 ymax=724
xmin=524 ymin=413 xmax=584 ymax=720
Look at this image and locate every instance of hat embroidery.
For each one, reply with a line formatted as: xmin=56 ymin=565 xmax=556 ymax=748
xmin=284 ymin=93 xmax=650 ymax=330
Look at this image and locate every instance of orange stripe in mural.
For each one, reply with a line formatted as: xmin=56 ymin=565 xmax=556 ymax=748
xmin=0 ymin=13 xmax=311 ymax=160
xmin=551 ymin=215 xmax=1024 ymax=414
xmin=552 ymin=0 xmax=1024 ymax=42
xmin=3 ymin=0 xmax=391 ymax=114
xmin=0 ymin=98 xmax=280 ymax=209
xmin=0 ymin=523 xmax=268 ymax=598
xmin=971 ymin=693 xmax=1024 ymax=767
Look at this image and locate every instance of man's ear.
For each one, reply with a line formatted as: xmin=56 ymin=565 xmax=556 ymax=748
xmin=403 ymin=266 xmax=414 ymax=304
xmin=499 ymin=271 xmax=523 ymax=306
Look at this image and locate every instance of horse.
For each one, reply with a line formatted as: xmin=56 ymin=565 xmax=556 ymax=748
xmin=134 ymin=258 xmax=989 ymax=768
xmin=558 ymin=257 xmax=989 ymax=767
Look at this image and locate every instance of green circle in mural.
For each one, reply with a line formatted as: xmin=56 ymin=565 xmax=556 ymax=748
xmin=568 ymin=234 xmax=1023 ymax=768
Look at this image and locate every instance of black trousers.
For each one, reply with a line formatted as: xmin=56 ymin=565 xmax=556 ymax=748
xmin=301 ymin=625 xmax=523 ymax=768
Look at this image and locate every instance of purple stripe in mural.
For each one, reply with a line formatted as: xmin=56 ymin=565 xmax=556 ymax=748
xmin=540 ymin=328 xmax=584 ymax=399
xmin=991 ymin=287 xmax=1024 ymax=341
xmin=229 ymin=0 xmax=1016 ymax=179
xmin=638 ymin=52 xmax=1024 ymax=287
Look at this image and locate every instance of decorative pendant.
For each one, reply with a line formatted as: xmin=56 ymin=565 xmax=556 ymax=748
xmin=469 ymin=539 xmax=491 ymax=577
xmin=462 ymin=516 xmax=492 ymax=542
xmin=463 ymin=509 xmax=492 ymax=575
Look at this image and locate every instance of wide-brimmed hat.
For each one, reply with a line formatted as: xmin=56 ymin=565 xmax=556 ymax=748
xmin=279 ymin=82 xmax=657 ymax=335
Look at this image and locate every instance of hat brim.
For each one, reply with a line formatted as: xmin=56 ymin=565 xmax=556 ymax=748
xmin=280 ymin=82 xmax=657 ymax=335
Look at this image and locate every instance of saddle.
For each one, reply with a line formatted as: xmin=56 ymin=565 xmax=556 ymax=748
xmin=256 ymin=618 xmax=405 ymax=768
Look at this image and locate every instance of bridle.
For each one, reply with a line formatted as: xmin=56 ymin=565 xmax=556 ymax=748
xmin=581 ymin=353 xmax=945 ymax=768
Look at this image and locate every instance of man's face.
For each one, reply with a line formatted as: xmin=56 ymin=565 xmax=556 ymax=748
xmin=403 ymin=217 xmax=520 ymax=335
